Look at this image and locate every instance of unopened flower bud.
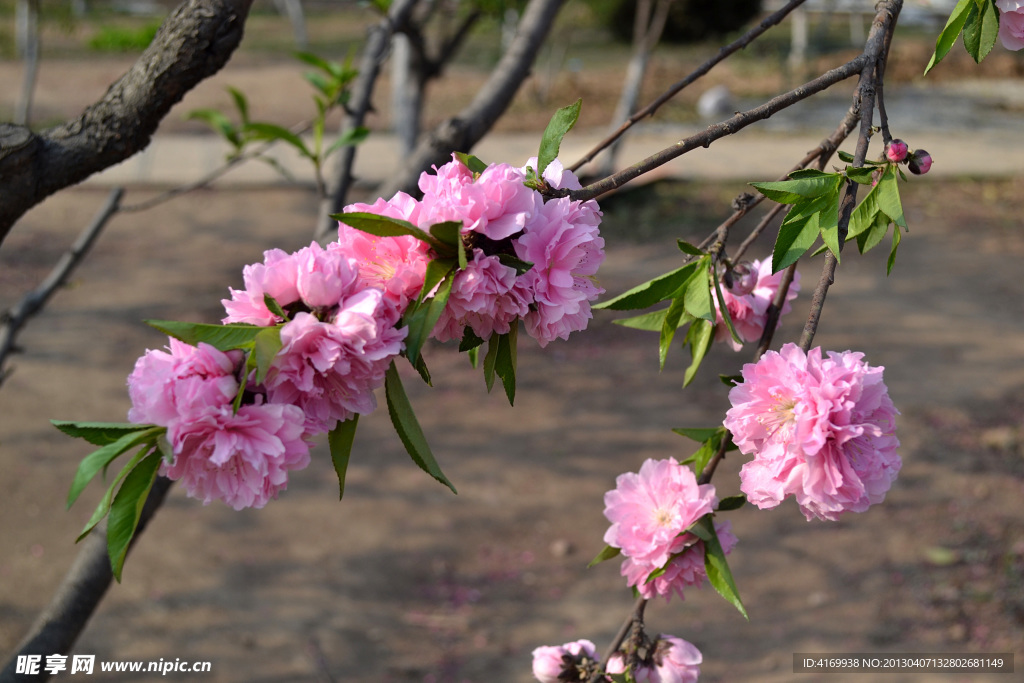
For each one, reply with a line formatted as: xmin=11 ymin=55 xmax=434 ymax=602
xmin=908 ymin=149 xmax=932 ymax=175
xmin=725 ymin=262 xmax=757 ymax=296
xmin=885 ymin=139 xmax=908 ymax=163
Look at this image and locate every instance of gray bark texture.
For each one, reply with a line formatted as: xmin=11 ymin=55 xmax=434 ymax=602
xmin=0 ymin=0 xmax=255 ymax=246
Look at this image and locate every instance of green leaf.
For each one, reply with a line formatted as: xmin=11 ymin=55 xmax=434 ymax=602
xmin=294 ymin=50 xmax=343 ymax=78
xmin=772 ymin=199 xmax=822 ymax=272
xmin=750 ymin=171 xmax=841 ymax=204
xmin=659 ymin=296 xmax=688 ymax=370
xmin=494 ymin=321 xmax=518 ymax=405
xmin=384 ymin=362 xmax=456 ymax=493
xmin=145 ymin=320 xmax=265 ymax=351
xmin=817 ymin=187 xmax=842 ymax=261
xmin=588 ymin=544 xmax=622 ymax=568
xmin=962 ymin=0 xmax=999 ymax=64
xmin=263 ymin=294 xmax=288 ymax=321
xmin=537 ymin=98 xmax=582 ymax=177
xmin=243 ymin=122 xmax=313 ymax=159
xmin=848 ymin=181 xmax=881 ymax=239
xmin=404 ymin=263 xmax=455 ymax=366
xmin=611 ymin=308 xmax=670 ymax=332
xmin=856 ymin=210 xmax=891 ymax=255
xmin=328 ymin=416 xmax=359 ymax=500
xmin=186 ymin=109 xmax=241 ymax=149
xmin=324 ymin=126 xmax=370 ymax=157
xmin=712 ymin=265 xmax=742 ymax=344
xmin=76 ymin=444 xmax=155 ymax=542
xmin=837 ymin=150 xmax=855 ymax=163
xmin=718 ymin=494 xmax=747 ymax=511
xmin=107 ymin=449 xmax=161 ymax=581
xmin=924 ymin=0 xmax=975 ymax=74
xmin=335 ymin=211 xmax=442 ymax=251
xmin=671 ymin=427 xmax=721 ymax=443
xmin=252 ymin=326 xmax=283 ymax=385
xmin=683 ymin=318 xmax=714 ymax=387
xmin=594 ymin=263 xmax=698 ymax=311
xmin=887 ymin=221 xmax=902 ymax=276
xmin=874 ymin=165 xmax=908 ymax=230
xmin=454 ymin=151 xmax=488 ymax=175
xmin=496 ymin=253 xmax=534 ymax=276
xmin=67 ymin=427 xmax=163 ymax=509
xmin=428 ymin=221 xmax=463 ymax=248
xmin=483 ymin=332 xmax=500 ymax=393
xmin=467 ymin=346 xmax=480 ymax=369
xmin=697 ymin=515 xmax=748 ymax=619
xmin=680 ymin=428 xmax=724 ymax=474
xmin=845 ymin=165 xmax=876 ymax=185
xmin=459 ymin=327 xmax=486 ymax=352
xmin=676 ymin=239 xmax=706 ymax=256
xmin=682 ymin=260 xmax=714 ymax=323
xmin=720 ymin=373 xmax=743 ymax=387
xmin=52 ymin=421 xmax=154 ymax=447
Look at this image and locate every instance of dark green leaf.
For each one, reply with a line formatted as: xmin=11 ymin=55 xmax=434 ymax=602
xmin=263 ymin=294 xmax=288 ymax=321
xmin=107 ymin=449 xmax=161 ymax=581
xmin=67 ymin=427 xmax=163 ymax=509
xmin=845 ymin=166 xmax=876 ymax=185
xmin=428 ymin=221 xmax=463 ymax=248
xmin=817 ymin=187 xmax=842 ymax=261
xmin=76 ymin=444 xmax=155 ymax=542
xmin=227 ymin=87 xmax=249 ymax=125
xmin=459 ymin=327 xmax=486 ymax=352
xmin=962 ymin=0 xmax=999 ymax=64
xmin=384 ymin=363 xmax=456 ymax=493
xmin=454 ymin=152 xmax=489 ymax=175
xmin=697 ymin=516 xmax=748 ymax=619
xmin=537 ymin=98 xmax=582 ymax=176
xmin=243 ymin=122 xmax=312 ymax=159
xmin=659 ymin=296 xmax=688 ymax=370
xmin=671 ymin=427 xmax=722 ymax=443
xmin=145 ymin=320 xmax=265 ymax=351
xmin=587 ymin=544 xmax=621 ymax=568
xmin=848 ymin=181 xmax=881 ymax=239
xmin=682 ymin=260 xmax=714 ymax=322
xmin=496 ymin=253 xmax=534 ymax=276
xmin=335 ymin=211 xmax=441 ymax=251
xmin=856 ymin=211 xmax=891 ymax=255
xmin=680 ymin=430 xmax=722 ymax=474
xmin=494 ymin=322 xmax=518 ymax=405
xmin=750 ymin=171 xmax=841 ymax=204
xmin=404 ymin=265 xmax=455 ymax=366
xmin=719 ymin=373 xmax=743 ymax=387
xmin=676 ymin=239 xmax=706 ymax=256
xmin=328 ymin=416 xmax=359 ymax=500
xmin=772 ymin=199 xmax=821 ymax=272
xmin=483 ymin=332 xmax=499 ymax=393
xmin=683 ymin=318 xmax=714 ymax=387
xmin=887 ymin=221 xmax=902 ymax=276
xmin=837 ymin=150 xmax=855 ymax=163
xmin=52 ymin=421 xmax=154 ymax=447
xmin=875 ymin=165 xmax=908 ymax=230
xmin=925 ymin=0 xmax=975 ymax=74
xmin=718 ymin=494 xmax=747 ymax=511
xmin=252 ymin=326 xmax=283 ymax=385
xmin=594 ymin=263 xmax=698 ymax=311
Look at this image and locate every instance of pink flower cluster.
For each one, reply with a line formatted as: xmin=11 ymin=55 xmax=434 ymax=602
xmin=714 ymin=259 xmax=801 ymax=351
xmin=129 ymin=242 xmax=407 ymax=509
xmin=607 ymin=636 xmax=702 ymax=683
xmin=724 ymin=343 xmax=901 ymax=521
xmin=603 ymin=458 xmax=735 ymax=601
xmin=343 ymin=155 xmax=605 ymax=347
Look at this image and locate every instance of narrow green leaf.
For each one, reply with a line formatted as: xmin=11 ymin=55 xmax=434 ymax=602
xmin=496 ymin=253 xmax=534 ymax=276
xmin=227 ymin=86 xmax=249 ymax=125
xmin=719 ymin=373 xmax=743 ymax=387
xmin=588 ymin=544 xmax=622 ymax=568
xmin=682 ymin=260 xmax=714 ymax=323
xmin=459 ymin=327 xmax=486 ymax=352
xmin=52 ymin=421 xmax=154 ymax=447
xmin=837 ymin=150 xmax=856 ymax=163
xmin=324 ymin=126 xmax=370 ymax=157
xmin=887 ymin=221 xmax=902 ymax=276
xmin=186 ymin=109 xmax=241 ymax=148
xmin=384 ymin=363 xmax=456 ymax=493
xmin=925 ymin=0 xmax=975 ymax=74
xmin=107 ymin=450 xmax=161 ymax=581
xmin=718 ymin=494 xmax=747 ymax=511
xmin=67 ymin=427 xmax=163 ymax=509
xmin=817 ymin=187 xmax=842 ymax=261
xmin=428 ymin=221 xmax=463 ymax=248
xmin=537 ymin=98 xmax=582 ymax=176
xmin=772 ymin=200 xmax=821 ymax=272
xmin=409 ymin=352 xmax=432 ymax=386
xmin=671 ymin=427 xmax=722 ymax=443
xmin=676 ymin=239 xmax=706 ymax=256
xmin=750 ymin=171 xmax=841 ymax=204
xmin=252 ymin=326 xmax=283 ymax=385
xmin=856 ymin=211 xmax=891 ymax=255
xmin=697 ymin=516 xmax=749 ymax=619
xmin=483 ymin=332 xmax=500 ymax=393
xmin=404 ymin=266 xmax=455 ymax=366
xmin=659 ymin=296 xmax=688 ymax=370
xmin=454 ymin=151 xmax=488 ymax=175
xmin=145 ymin=320 xmax=264 ymax=351
xmin=494 ymin=321 xmax=518 ymax=405
xmin=467 ymin=346 xmax=480 ymax=369
xmin=243 ymin=122 xmax=313 ymax=159
xmin=848 ymin=181 xmax=881 ymax=239
xmin=845 ymin=165 xmax=876 ymax=185
xmin=963 ymin=0 xmax=999 ymax=64
xmin=335 ymin=211 xmax=442 ymax=251
xmin=294 ymin=50 xmax=342 ymax=77
xmin=594 ymin=263 xmax=698 ymax=311
xmin=76 ymin=444 xmax=156 ymax=542
xmin=328 ymin=416 xmax=359 ymax=500
xmin=303 ymin=70 xmax=331 ymax=97
xmin=711 ymin=265 xmax=742 ymax=343
xmin=680 ymin=430 xmax=722 ymax=474
xmin=874 ymin=166 xmax=908 ymax=230
xmin=612 ymin=308 xmax=669 ymax=332
xmin=683 ymin=318 xmax=714 ymax=387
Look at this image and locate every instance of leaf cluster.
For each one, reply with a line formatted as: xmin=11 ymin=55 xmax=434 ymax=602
xmin=925 ymin=0 xmax=1001 ymax=74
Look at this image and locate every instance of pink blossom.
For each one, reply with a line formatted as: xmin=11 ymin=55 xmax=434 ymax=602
xmin=127 ymin=338 xmax=241 ymax=427
xmin=515 ymin=196 xmax=605 ymax=346
xmin=885 ymin=139 xmax=908 ymax=163
xmin=294 ymin=241 xmax=361 ymax=310
xmin=531 ymin=639 xmax=599 ymax=683
xmin=714 ymin=258 xmax=801 ymax=351
xmin=432 ymin=251 xmax=531 ymax=342
xmin=162 ymin=401 xmax=310 ymax=510
xmin=607 ymin=636 xmax=701 ymax=683
xmin=625 ymin=520 xmax=738 ymax=601
xmin=724 ymin=343 xmax=901 ymax=521
xmin=263 ymin=293 xmax=406 ymax=434
xmin=336 ymin=214 xmax=431 ymax=311
xmin=603 ymin=458 xmax=718 ymax=585
xmin=222 ymin=248 xmax=300 ymax=326
xmin=998 ymin=0 xmax=1024 ymax=50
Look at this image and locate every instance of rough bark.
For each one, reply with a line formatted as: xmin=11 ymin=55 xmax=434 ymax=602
xmin=0 ymin=0 xmax=254 ymax=246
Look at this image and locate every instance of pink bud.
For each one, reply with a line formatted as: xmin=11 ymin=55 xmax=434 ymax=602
xmin=725 ymin=262 xmax=757 ymax=296
xmin=908 ymin=149 xmax=932 ymax=175
xmin=885 ymin=139 xmax=908 ymax=163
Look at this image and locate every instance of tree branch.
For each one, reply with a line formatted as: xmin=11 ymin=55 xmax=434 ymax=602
xmin=0 ymin=0 xmax=254 ymax=246
xmin=375 ymin=0 xmax=565 ymax=199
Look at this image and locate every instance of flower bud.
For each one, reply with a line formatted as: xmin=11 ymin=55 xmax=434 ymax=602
xmin=725 ymin=262 xmax=757 ymax=297
xmin=885 ymin=139 xmax=908 ymax=163
xmin=908 ymin=149 xmax=932 ymax=175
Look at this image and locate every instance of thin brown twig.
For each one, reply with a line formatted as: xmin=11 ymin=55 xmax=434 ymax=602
xmin=568 ymin=0 xmax=811 ymax=173
xmin=589 ymin=595 xmax=647 ymax=683
xmin=569 ymin=53 xmax=868 ymax=203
